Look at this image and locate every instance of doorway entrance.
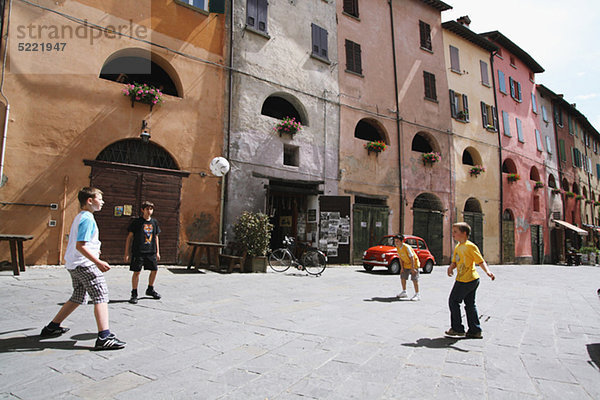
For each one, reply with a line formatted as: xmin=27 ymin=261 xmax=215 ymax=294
xmin=502 ymin=209 xmax=515 ymax=263
xmin=412 ymin=193 xmax=444 ymax=264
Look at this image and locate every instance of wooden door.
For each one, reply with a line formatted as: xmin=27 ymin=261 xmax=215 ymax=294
xmin=413 ymin=209 xmax=443 ymax=264
xmin=464 ymin=212 xmax=484 ymax=256
xmin=502 ymin=217 xmax=515 ymax=264
xmin=531 ymin=224 xmax=543 ymax=264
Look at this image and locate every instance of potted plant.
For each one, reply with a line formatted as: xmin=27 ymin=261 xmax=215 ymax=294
xmin=364 ymin=141 xmax=387 ymax=154
xmin=551 ymin=188 xmax=563 ymax=195
xmin=122 ymin=82 xmax=163 ymax=109
xmin=232 ymin=211 xmax=273 ymax=272
xmin=274 ymin=116 xmax=302 ymax=137
xmin=422 ymin=152 xmax=441 ymax=165
xmin=565 ymin=191 xmax=575 ymax=199
xmin=507 ymin=173 xmax=520 ymax=182
xmin=456 ymin=110 xmax=469 ymax=121
xmin=534 ymin=181 xmax=544 ymax=189
xmin=469 ymin=165 xmax=485 ymax=177
xmin=594 ymin=201 xmax=600 ymax=207
xmin=575 ymin=195 xmax=584 ymax=201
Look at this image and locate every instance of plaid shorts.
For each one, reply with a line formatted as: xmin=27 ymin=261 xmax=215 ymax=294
xmin=68 ymin=265 xmax=109 ymax=304
xmin=400 ymin=267 xmax=420 ymax=281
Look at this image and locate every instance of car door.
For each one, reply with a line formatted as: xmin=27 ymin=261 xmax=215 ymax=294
xmin=415 ymin=239 xmax=428 ymax=265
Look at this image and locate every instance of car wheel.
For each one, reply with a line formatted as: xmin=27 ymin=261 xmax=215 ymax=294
xmin=363 ymin=264 xmax=373 ymax=272
xmin=422 ymin=260 xmax=433 ymax=274
xmin=388 ymin=260 xmax=400 ymax=275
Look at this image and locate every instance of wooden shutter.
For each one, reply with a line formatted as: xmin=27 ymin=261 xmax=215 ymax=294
xmin=502 ymin=111 xmax=511 ymax=136
xmin=498 ymin=70 xmax=506 ymax=93
xmin=462 ymin=94 xmax=469 ymax=120
xmin=480 ymin=60 xmax=489 ymax=85
xmin=516 ymin=81 xmax=522 ymax=101
xmin=509 ymin=77 xmax=515 ymax=98
xmin=546 ymin=136 xmax=552 ymax=154
xmin=424 ymin=72 xmax=436 ymax=100
xmin=450 ymin=45 xmax=460 ymax=72
xmin=559 ymin=139 xmax=566 ymax=162
xmin=492 ymin=107 xmax=498 ymax=131
xmin=481 ymin=102 xmax=488 ymax=126
xmin=449 ymin=90 xmax=458 ymax=117
xmin=535 ymin=129 xmax=543 ymax=151
xmin=419 ymin=21 xmax=431 ymax=50
xmin=345 ymin=40 xmax=362 ymax=74
xmin=531 ymin=93 xmax=538 ymax=113
xmin=319 ymin=27 xmax=328 ymax=59
xmin=257 ymin=0 xmax=268 ymax=32
xmin=311 ymin=24 xmax=319 ymax=56
xmin=343 ymin=0 xmax=358 ymax=17
xmin=246 ymin=0 xmax=257 ymax=28
xmin=516 ymin=118 xmax=524 ymax=142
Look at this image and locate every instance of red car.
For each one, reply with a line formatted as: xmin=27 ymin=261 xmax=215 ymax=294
xmin=362 ymin=235 xmax=435 ymax=274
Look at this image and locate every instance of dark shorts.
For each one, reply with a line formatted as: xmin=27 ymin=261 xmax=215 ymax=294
xmin=130 ymin=254 xmax=158 ymax=272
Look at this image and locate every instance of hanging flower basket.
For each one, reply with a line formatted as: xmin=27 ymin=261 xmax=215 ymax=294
xmin=122 ymin=82 xmax=164 ymax=109
xmin=365 ymin=141 xmax=387 ymax=154
xmin=469 ymin=165 xmax=485 ymax=177
xmin=551 ymin=188 xmax=563 ymax=195
xmin=274 ymin=116 xmax=302 ymax=137
xmin=534 ymin=181 xmax=544 ymax=189
xmin=565 ymin=191 xmax=575 ymax=198
xmin=422 ymin=152 xmax=441 ymax=165
xmin=506 ymin=173 xmax=520 ymax=182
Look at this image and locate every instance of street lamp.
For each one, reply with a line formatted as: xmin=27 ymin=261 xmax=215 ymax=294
xmin=140 ymin=120 xmax=151 ymax=143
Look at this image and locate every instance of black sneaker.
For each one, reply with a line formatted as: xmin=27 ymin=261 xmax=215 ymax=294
xmin=40 ymin=325 xmax=70 ymax=338
xmin=94 ymin=333 xmax=126 ymax=350
xmin=129 ymin=293 xmax=138 ymax=304
xmin=466 ymin=331 xmax=483 ymax=339
xmin=146 ymin=288 xmax=161 ymax=299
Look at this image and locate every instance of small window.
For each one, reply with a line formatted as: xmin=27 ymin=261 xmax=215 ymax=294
xmin=345 ymin=40 xmax=362 ymax=74
xmin=531 ymin=93 xmax=538 ymax=114
xmin=417 ymin=240 xmax=426 ymax=250
xmin=559 ymin=139 xmax=566 ymax=162
xmin=533 ymin=195 xmax=540 ymax=212
xmin=510 ymin=55 xmax=516 ymax=66
xmin=502 ymin=111 xmax=511 ymax=137
xmin=554 ymin=105 xmax=563 ymax=127
xmin=423 ymin=71 xmax=437 ymax=101
xmin=480 ymin=60 xmax=489 ymax=86
xmin=542 ymin=105 xmax=548 ymax=122
xmin=419 ymin=20 xmax=432 ymax=51
xmin=311 ymin=24 xmax=329 ymax=61
xmin=568 ymin=115 xmax=574 ymax=134
xmin=449 ymin=90 xmax=469 ymax=121
xmin=509 ymin=77 xmax=522 ymax=102
xmin=343 ymin=0 xmax=359 ymax=18
xmin=498 ymin=70 xmax=507 ymax=94
xmin=516 ymin=118 xmax=524 ymax=142
xmin=480 ymin=102 xmax=498 ymax=131
xmin=449 ymin=45 xmax=460 ymax=73
xmin=535 ymin=130 xmax=543 ymax=151
xmin=177 ymin=0 xmax=208 ymax=11
xmin=545 ymin=136 xmax=552 ymax=154
xmin=283 ymin=144 xmax=299 ymax=167
xmin=246 ymin=0 xmax=268 ymax=33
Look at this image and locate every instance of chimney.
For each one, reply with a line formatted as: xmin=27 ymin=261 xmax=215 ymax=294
xmin=457 ymin=15 xmax=471 ymax=28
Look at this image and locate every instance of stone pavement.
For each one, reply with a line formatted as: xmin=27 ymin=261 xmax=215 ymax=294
xmin=1 ymin=263 xmax=599 ymax=399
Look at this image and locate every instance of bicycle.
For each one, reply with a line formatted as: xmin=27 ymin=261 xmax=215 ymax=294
xmin=268 ymin=236 xmax=327 ymax=276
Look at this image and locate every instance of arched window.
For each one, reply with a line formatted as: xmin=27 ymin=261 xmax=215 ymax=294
xmin=96 ymin=139 xmax=179 ymax=170
xmin=261 ymin=95 xmax=306 ymax=125
xmin=561 ymin=178 xmax=569 ymax=191
xmin=411 ymin=132 xmax=437 ymax=153
xmin=502 ymin=158 xmax=517 ymax=174
xmin=529 ymin=166 xmax=540 ymax=181
xmin=100 ymin=56 xmax=180 ymax=97
xmin=572 ymin=183 xmax=580 ymax=195
xmin=354 ymin=118 xmax=387 ymax=143
xmin=464 ymin=197 xmax=482 ymax=213
xmin=583 ymin=187 xmax=588 ymax=198
xmin=462 ymin=147 xmax=482 ymax=166
xmin=503 ymin=209 xmax=514 ymax=221
xmin=413 ymin=192 xmax=443 ymax=211
xmin=548 ymin=174 xmax=556 ymax=188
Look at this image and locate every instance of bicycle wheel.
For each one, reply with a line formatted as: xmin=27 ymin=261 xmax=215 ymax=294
xmin=302 ymin=250 xmax=326 ymax=276
xmin=269 ymin=249 xmax=292 ymax=272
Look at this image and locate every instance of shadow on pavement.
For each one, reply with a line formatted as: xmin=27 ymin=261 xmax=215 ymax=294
xmin=364 ymin=296 xmax=401 ymax=302
xmin=355 ymin=269 xmax=391 ymax=275
xmin=402 ymin=337 xmax=468 ymax=352
xmin=167 ymin=267 xmax=206 ymax=274
xmin=587 ymin=343 xmax=600 ymax=370
xmin=0 ymin=335 xmax=92 ymax=352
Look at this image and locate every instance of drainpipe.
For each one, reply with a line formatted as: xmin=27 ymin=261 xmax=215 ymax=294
xmin=490 ymin=50 xmax=503 ymax=262
xmin=221 ymin=0 xmax=234 ymax=244
xmin=388 ymin=0 xmax=404 ymax=232
xmin=0 ymin=0 xmax=12 ymax=187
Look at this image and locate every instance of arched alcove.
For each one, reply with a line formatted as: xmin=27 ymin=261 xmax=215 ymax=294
xmin=411 ymin=132 xmax=438 ymax=153
xmin=354 ymin=118 xmax=388 ymax=143
xmin=548 ymin=174 xmax=556 ymax=188
xmin=529 ymin=166 xmax=540 ymax=181
xmin=462 ymin=147 xmax=482 ymax=166
xmin=502 ymin=158 xmax=517 ymax=174
xmin=261 ymin=93 xmax=308 ymax=126
xmin=96 ymin=139 xmax=179 ymax=170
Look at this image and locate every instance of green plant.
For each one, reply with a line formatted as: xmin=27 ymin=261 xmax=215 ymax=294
xmin=364 ymin=141 xmax=387 ymax=153
xmin=274 ymin=116 xmax=302 ymax=136
xmin=122 ymin=82 xmax=163 ymax=106
xmin=565 ymin=191 xmax=575 ymax=198
xmin=594 ymin=201 xmax=600 ymax=206
xmin=551 ymin=188 xmax=563 ymax=195
xmin=456 ymin=110 xmax=469 ymax=121
xmin=575 ymin=195 xmax=584 ymax=201
xmin=469 ymin=165 xmax=485 ymax=176
xmin=232 ymin=211 xmax=273 ymax=257
xmin=507 ymin=173 xmax=520 ymax=182
xmin=422 ymin=152 xmax=441 ymax=165
xmin=579 ymin=246 xmax=598 ymax=254
xmin=534 ymin=181 xmax=544 ymax=189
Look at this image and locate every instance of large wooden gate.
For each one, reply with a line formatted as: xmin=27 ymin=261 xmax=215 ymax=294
xmin=531 ymin=224 xmax=544 ymax=264
xmin=85 ymin=160 xmax=187 ymax=264
xmin=413 ymin=209 xmax=443 ymax=264
xmin=502 ymin=209 xmax=515 ymax=264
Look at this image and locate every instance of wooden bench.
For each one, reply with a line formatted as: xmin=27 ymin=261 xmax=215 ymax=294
xmin=0 ymin=234 xmax=34 ymax=276
xmin=219 ymin=243 xmax=247 ymax=273
xmin=187 ymin=241 xmax=226 ymax=270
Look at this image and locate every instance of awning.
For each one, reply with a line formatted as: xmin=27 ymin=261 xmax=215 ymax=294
xmin=553 ymin=220 xmax=588 ymax=236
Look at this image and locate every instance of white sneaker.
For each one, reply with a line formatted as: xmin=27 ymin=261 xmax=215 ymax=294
xmin=397 ymin=290 xmax=407 ymax=299
xmin=411 ymin=293 xmax=421 ymax=301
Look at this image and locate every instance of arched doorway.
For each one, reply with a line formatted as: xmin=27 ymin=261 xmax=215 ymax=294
xmin=463 ymin=198 xmax=483 ymax=255
xmin=502 ymin=209 xmax=515 ymax=263
xmin=412 ymin=193 xmax=443 ymax=263
xmin=84 ymin=140 xmax=189 ymax=264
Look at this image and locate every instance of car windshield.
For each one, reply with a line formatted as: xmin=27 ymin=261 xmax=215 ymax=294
xmin=379 ymin=236 xmax=395 ymax=246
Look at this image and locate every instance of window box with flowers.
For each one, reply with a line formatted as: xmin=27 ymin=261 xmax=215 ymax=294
xmin=123 ymin=82 xmax=164 ymax=109
xmin=422 ymin=152 xmax=441 ymax=165
xmin=469 ymin=165 xmax=485 ymax=177
xmin=274 ymin=116 xmax=302 ymax=137
xmin=575 ymin=195 xmax=584 ymax=201
xmin=565 ymin=191 xmax=575 ymax=199
xmin=551 ymin=188 xmax=563 ymax=195
xmin=506 ymin=173 xmax=520 ymax=183
xmin=364 ymin=141 xmax=387 ymax=154
xmin=585 ymin=199 xmax=593 ymax=204
xmin=594 ymin=201 xmax=600 ymax=207
xmin=534 ymin=181 xmax=544 ymax=189
xmin=456 ymin=110 xmax=469 ymax=122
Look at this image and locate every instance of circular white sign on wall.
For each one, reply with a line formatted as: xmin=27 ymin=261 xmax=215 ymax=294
xmin=209 ymin=157 xmax=230 ymax=177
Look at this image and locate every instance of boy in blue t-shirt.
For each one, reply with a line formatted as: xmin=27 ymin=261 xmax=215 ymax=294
xmin=40 ymin=187 xmax=126 ymax=350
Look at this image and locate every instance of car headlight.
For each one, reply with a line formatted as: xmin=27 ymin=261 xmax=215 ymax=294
xmin=363 ymin=251 xmax=367 ymax=257
xmin=381 ymin=254 xmax=386 ymax=260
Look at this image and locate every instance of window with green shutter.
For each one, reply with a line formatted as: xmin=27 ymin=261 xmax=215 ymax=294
xmin=559 ymin=139 xmax=566 ymax=162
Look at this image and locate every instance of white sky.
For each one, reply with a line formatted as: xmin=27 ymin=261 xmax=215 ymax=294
xmin=442 ymin=0 xmax=600 ymax=132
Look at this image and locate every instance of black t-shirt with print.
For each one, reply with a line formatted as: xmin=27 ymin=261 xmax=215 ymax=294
xmin=128 ymin=217 xmax=161 ymax=255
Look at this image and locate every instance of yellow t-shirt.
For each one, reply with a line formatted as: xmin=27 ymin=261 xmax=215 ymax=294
xmin=452 ymin=240 xmax=484 ymax=282
xmin=396 ymin=243 xmax=420 ymax=269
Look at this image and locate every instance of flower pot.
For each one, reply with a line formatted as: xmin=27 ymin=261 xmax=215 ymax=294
xmin=245 ymin=256 xmax=267 ymax=273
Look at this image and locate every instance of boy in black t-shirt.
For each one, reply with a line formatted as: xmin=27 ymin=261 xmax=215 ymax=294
xmin=124 ymin=201 xmax=161 ymax=304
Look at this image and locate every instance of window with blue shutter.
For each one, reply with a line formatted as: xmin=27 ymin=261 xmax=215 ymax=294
xmin=450 ymin=46 xmax=460 ymax=72
xmin=247 ymin=0 xmax=268 ymax=33
xmin=311 ymin=24 xmax=329 ymax=61
xmin=498 ymin=70 xmax=506 ymax=93
xmin=531 ymin=93 xmax=538 ymax=113
xmin=516 ymin=118 xmax=524 ymax=142
xmin=545 ymin=136 xmax=552 ymax=154
xmin=542 ymin=105 xmax=548 ymax=122
xmin=480 ymin=61 xmax=489 ymax=86
xmin=535 ymin=130 xmax=543 ymax=151
xmin=449 ymin=90 xmax=458 ymax=118
xmin=502 ymin=111 xmax=511 ymax=136
xmin=177 ymin=0 xmax=208 ymax=11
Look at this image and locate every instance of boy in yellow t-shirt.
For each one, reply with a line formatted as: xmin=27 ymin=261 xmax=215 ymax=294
xmin=445 ymin=222 xmax=495 ymax=339
xmin=394 ymin=235 xmax=421 ymax=301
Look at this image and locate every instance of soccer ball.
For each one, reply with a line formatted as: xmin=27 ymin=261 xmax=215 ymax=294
xmin=209 ymin=157 xmax=230 ymax=177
